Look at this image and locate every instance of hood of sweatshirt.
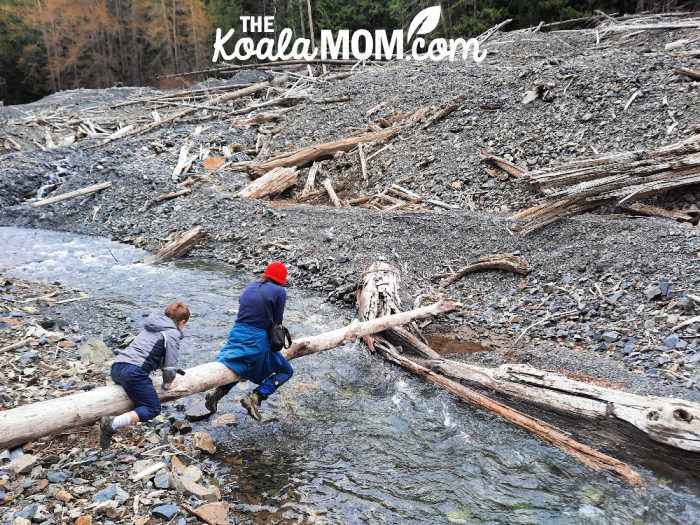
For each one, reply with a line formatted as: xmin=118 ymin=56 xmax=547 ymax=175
xmin=143 ymin=311 xmax=182 ymax=337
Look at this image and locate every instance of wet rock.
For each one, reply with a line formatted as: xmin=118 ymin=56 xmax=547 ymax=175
xmin=190 ymin=502 xmax=230 ymax=525
xmin=185 ymin=400 xmax=211 ymax=422
xmin=171 ymin=419 xmax=193 ymax=434
xmin=10 ymin=454 xmax=38 ymax=474
xmin=193 ymin=431 xmax=216 ymax=454
xmin=79 ymin=338 xmax=113 ymax=364
xmin=173 ymin=476 xmax=220 ymax=502
xmin=152 ymin=504 xmax=178 ymax=520
xmin=171 ymin=456 xmax=202 ymax=483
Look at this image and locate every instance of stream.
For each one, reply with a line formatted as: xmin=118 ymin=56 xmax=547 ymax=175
xmin=1 ymin=227 xmax=699 ymax=524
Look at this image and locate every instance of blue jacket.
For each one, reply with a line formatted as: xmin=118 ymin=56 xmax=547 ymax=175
xmin=114 ymin=311 xmax=182 ymax=373
xmin=235 ymin=281 xmax=286 ymax=330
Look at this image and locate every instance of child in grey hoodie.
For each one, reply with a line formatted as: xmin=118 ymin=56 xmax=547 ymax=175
xmin=99 ymin=301 xmax=189 ymax=449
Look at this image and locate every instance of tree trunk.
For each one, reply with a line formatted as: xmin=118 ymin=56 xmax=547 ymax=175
xmin=238 ymin=167 xmax=298 ymax=199
xmin=150 ymin=226 xmax=205 ymax=263
xmin=0 ymin=300 xmax=456 ymax=450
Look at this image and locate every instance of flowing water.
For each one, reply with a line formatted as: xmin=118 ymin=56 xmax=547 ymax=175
xmin=1 ymin=227 xmax=699 ymax=525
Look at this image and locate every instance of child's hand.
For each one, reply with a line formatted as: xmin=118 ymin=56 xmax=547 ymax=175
xmin=162 ymin=367 xmax=177 ymax=389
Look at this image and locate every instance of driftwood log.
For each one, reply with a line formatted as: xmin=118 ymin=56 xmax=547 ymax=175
xmin=511 ymin=135 xmax=700 ymax=233
xmin=374 ymin=340 xmax=643 ymax=485
xmin=30 ymin=182 xmax=112 ymax=208
xmin=151 ymin=226 xmax=206 ymax=263
xmin=247 ymin=124 xmax=407 ymax=178
xmin=434 ymin=254 xmax=532 ymax=289
xmin=0 ymin=300 xmax=457 ymax=450
xmin=238 ymin=167 xmax=298 ymax=199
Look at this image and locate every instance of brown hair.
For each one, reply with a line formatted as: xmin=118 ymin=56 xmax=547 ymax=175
xmin=164 ymin=301 xmax=190 ymax=323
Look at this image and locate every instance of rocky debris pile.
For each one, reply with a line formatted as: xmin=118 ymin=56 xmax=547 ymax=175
xmin=1 ymin=430 xmax=231 ymax=524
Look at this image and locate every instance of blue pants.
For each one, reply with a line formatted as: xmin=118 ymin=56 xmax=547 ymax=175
xmin=219 ymin=355 xmax=293 ymax=399
xmin=111 ymin=363 xmax=161 ymax=422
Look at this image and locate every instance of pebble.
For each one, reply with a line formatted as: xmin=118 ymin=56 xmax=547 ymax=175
xmin=47 ymin=471 xmax=67 ymax=483
xmin=602 ymin=331 xmax=619 ymax=343
xmin=153 ymin=469 xmax=173 ymax=490
xmin=152 ymin=504 xmax=179 ymax=520
xmin=10 ymin=455 xmax=38 ymax=475
xmin=193 ymin=431 xmax=216 ymax=454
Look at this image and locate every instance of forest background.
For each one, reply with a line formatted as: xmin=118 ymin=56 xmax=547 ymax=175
xmin=0 ymin=0 xmax=682 ymax=104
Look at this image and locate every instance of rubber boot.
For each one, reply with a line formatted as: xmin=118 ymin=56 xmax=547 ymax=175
xmin=204 ymin=387 xmax=227 ymax=414
xmin=99 ymin=416 xmax=117 ymax=449
xmin=240 ymin=390 xmax=263 ymax=421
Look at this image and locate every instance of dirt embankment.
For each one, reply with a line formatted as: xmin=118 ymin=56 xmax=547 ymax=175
xmin=0 ymin=21 xmax=698 ymax=401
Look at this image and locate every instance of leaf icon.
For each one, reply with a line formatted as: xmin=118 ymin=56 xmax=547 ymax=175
xmin=406 ymin=6 xmax=441 ymax=42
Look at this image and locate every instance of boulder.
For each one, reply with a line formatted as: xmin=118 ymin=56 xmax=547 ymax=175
xmin=79 ymin=339 xmax=113 ymax=365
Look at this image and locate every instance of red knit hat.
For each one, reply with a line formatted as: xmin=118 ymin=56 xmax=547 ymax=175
xmin=263 ymin=262 xmax=287 ymax=285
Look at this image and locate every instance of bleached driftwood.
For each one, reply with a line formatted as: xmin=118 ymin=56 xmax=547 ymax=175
xmin=431 ymin=361 xmax=700 ymax=453
xmin=30 ymin=182 xmax=112 ymax=208
xmin=300 ymin=162 xmax=320 ymax=197
xmin=511 ymin=135 xmax=700 ymax=233
xmin=434 ymin=254 xmax=532 ymax=289
xmin=0 ymin=300 xmax=457 ymax=450
xmin=322 ymin=178 xmax=342 ymax=206
xmin=238 ymin=167 xmax=298 ymax=199
xmin=247 ymin=125 xmax=407 ymax=177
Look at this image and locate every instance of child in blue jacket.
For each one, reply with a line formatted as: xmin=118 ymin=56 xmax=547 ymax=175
xmin=99 ymin=301 xmax=189 ymax=449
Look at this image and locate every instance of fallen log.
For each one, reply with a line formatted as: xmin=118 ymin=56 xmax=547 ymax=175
xmin=481 ymin=149 xmax=526 ymax=178
xmin=676 ymin=67 xmax=700 ymax=81
xmin=373 ymin=340 xmax=643 ymax=485
xmin=621 ymin=202 xmax=693 ymax=222
xmin=30 ymin=182 xmax=112 ymax=208
xmin=431 ymin=361 xmax=700 ymax=453
xmin=322 ymin=178 xmax=342 ymax=206
xmin=0 ymin=300 xmax=457 ymax=450
xmin=300 ymin=162 xmax=320 ymax=197
xmin=511 ymin=135 xmax=700 ymax=233
xmin=238 ymin=167 xmax=298 ymax=199
xmin=434 ymin=254 xmax=532 ymax=289
xmin=94 ymin=81 xmax=271 ymax=146
xmin=142 ymin=188 xmax=192 ymax=211
xmin=358 ymin=263 xmax=644 ymax=484
xmin=151 ymin=226 xmax=206 ymax=263
xmin=247 ymin=126 xmax=405 ymax=178
xmin=423 ymin=96 xmax=465 ymax=129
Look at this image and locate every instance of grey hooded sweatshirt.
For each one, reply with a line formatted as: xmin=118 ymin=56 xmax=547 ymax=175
xmin=114 ymin=311 xmax=182 ymax=373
